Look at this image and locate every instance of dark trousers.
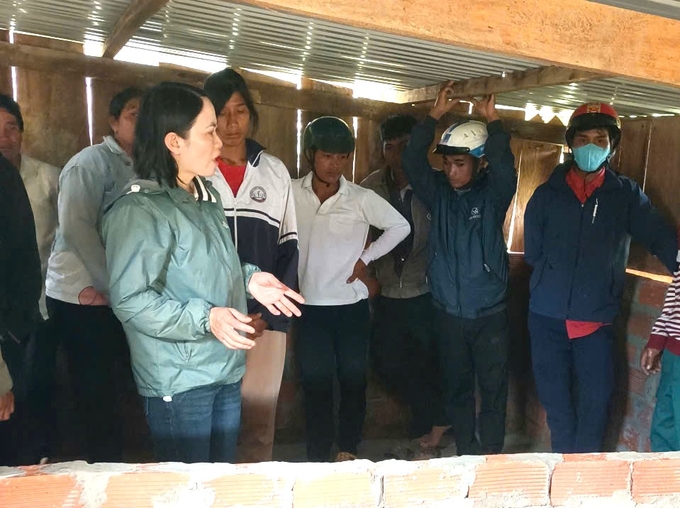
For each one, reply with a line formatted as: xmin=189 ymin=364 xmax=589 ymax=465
xmin=436 ymin=307 xmax=509 ymax=455
xmin=529 ymin=312 xmax=614 ymax=454
xmin=0 ymin=316 xmax=58 ymax=465
xmin=370 ymin=294 xmax=440 ymax=438
xmin=47 ymin=297 xmax=133 ymax=462
xmin=295 ymin=301 xmax=370 ymax=462
xmin=144 ymin=382 xmax=242 ymax=463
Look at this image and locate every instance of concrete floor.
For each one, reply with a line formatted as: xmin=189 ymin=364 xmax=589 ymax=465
xmin=272 ymin=433 xmax=548 ymax=463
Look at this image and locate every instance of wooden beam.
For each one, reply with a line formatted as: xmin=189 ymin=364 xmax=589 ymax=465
xmin=233 ymin=0 xmax=680 ymax=87
xmin=0 ymin=41 xmax=413 ymax=119
xmin=396 ymin=66 xmax=604 ymax=104
xmin=102 ymin=0 xmax=169 ymax=58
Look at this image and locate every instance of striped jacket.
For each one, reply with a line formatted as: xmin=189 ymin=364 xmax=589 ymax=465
xmin=647 ymin=247 xmax=680 ymax=355
xmin=208 ymin=139 xmax=299 ymax=332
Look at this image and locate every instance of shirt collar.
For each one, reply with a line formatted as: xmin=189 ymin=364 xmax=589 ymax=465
xmin=301 ymin=172 xmax=349 ymax=195
xmin=193 ymin=176 xmax=217 ymax=203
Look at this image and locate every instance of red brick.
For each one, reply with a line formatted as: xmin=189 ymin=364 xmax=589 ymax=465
xmin=636 ymin=279 xmax=669 ymax=309
xmin=381 ymin=461 xmax=472 ymax=508
xmin=293 ymin=471 xmax=376 ymax=508
xmin=101 ymin=472 xmax=191 ymax=508
xmin=629 ymin=367 xmax=649 ymax=396
xmin=207 ymin=473 xmax=289 ymax=508
xmin=618 ymin=427 xmax=641 ymax=452
xmin=469 ymin=457 xmax=551 ymax=506
xmin=627 ymin=344 xmax=640 ymax=366
xmin=550 ymin=459 xmax=631 ymax=506
xmin=626 ymin=313 xmax=654 ymax=339
xmin=0 ymin=474 xmax=81 ymax=508
xmin=632 ymin=458 xmax=680 ymax=502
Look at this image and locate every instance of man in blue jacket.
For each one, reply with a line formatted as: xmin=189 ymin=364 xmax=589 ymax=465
xmin=524 ymin=102 xmax=677 ymax=453
xmin=402 ymin=82 xmax=517 ymax=454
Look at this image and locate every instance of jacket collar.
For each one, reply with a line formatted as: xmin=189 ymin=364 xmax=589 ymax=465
xmin=548 ymin=162 xmax=623 ymax=193
xmin=103 ymin=136 xmax=132 ymax=162
xmin=245 ymin=138 xmax=265 ymax=167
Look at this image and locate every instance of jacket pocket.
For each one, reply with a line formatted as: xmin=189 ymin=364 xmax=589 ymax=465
xmin=174 ymin=342 xmax=193 ymax=362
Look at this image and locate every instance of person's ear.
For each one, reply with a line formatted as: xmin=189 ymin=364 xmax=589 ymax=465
xmin=164 ymin=132 xmax=182 ymax=156
xmin=108 ymin=116 xmax=118 ymax=135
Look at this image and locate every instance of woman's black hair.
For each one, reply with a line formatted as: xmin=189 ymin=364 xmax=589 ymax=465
xmin=109 ymin=87 xmax=145 ymax=119
xmin=133 ymin=82 xmax=208 ymax=188
xmin=0 ymin=94 xmax=24 ymax=131
xmin=203 ymin=68 xmax=259 ymax=133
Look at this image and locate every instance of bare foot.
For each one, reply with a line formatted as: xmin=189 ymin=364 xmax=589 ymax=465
xmin=418 ymin=425 xmax=451 ymax=448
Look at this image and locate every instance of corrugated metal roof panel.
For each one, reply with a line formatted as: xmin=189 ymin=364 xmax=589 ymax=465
xmin=589 ymin=0 xmax=680 ymax=21
xmin=1 ymin=0 xmax=680 ymax=116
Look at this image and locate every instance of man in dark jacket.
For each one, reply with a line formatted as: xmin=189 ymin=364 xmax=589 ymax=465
xmin=524 ymin=102 xmax=677 ymax=454
xmin=402 ymin=82 xmax=517 ymax=454
xmin=361 ymin=114 xmax=440 ymax=445
xmin=0 ymin=154 xmax=42 ymax=464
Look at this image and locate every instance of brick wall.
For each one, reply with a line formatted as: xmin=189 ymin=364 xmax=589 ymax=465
xmin=4 ymin=452 xmax=680 ymax=507
xmin=609 ymin=274 xmax=669 ymax=452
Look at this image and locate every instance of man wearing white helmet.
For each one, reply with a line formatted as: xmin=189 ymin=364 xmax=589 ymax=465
xmin=402 ymin=82 xmax=517 ymax=454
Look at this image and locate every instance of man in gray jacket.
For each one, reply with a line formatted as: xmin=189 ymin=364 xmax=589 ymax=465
xmin=361 ymin=114 xmax=440 ymax=444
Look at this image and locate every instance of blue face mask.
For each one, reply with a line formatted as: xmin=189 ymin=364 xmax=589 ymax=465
xmin=572 ymin=143 xmax=611 ymax=173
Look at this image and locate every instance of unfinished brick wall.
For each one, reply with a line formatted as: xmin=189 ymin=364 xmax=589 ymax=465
xmin=3 ymin=452 xmax=680 ymax=507
xmin=609 ymin=274 xmax=669 ymax=452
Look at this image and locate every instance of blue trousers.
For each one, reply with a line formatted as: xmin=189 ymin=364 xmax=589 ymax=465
xmin=144 ymin=381 xmax=242 ymax=463
xmin=529 ymin=312 xmax=614 ymax=453
xmin=651 ymin=350 xmax=680 ymax=452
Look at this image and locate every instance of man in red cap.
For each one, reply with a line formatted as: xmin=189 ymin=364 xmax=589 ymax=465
xmin=524 ymin=102 xmax=677 ymax=453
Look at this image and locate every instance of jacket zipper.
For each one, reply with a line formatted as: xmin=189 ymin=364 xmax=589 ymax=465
xmin=565 ymin=196 xmax=591 ymax=312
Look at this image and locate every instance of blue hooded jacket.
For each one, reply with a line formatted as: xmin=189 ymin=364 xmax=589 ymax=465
xmin=524 ymin=162 xmax=677 ymax=323
xmin=402 ymin=116 xmax=517 ymax=318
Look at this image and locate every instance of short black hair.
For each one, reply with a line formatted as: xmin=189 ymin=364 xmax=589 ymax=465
xmin=204 ymin=68 xmax=259 ymax=133
xmin=133 ymin=82 xmax=208 ymax=188
xmin=0 ymin=94 xmax=24 ymax=131
xmin=109 ymin=87 xmax=145 ymax=119
xmin=380 ymin=114 xmax=417 ymax=142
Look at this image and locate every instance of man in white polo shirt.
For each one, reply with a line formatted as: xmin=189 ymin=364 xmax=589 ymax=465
xmin=292 ymin=116 xmax=410 ymax=462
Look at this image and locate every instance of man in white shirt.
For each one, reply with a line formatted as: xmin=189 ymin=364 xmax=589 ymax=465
xmin=292 ymin=116 xmax=410 ymax=462
xmin=0 ymin=94 xmax=60 ymax=462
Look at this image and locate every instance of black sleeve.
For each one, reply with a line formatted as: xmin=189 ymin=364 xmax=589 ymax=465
xmin=0 ymin=156 xmax=41 ymax=339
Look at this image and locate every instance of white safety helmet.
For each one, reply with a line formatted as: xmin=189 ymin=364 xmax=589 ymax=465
xmin=434 ymin=120 xmax=488 ymax=158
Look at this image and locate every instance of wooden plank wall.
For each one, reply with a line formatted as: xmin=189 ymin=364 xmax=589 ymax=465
xmin=13 ymin=34 xmax=90 ymax=168
xmin=0 ymin=30 xmax=10 ymax=95
xmin=611 ymin=117 xmax=680 ymax=275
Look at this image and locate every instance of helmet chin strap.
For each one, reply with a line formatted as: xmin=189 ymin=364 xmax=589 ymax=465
xmin=312 ymin=168 xmax=335 ymax=187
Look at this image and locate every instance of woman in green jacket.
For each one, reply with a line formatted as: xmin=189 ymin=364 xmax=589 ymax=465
xmin=102 ymin=82 xmax=303 ymax=463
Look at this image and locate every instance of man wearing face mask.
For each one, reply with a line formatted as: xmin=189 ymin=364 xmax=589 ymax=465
xmin=524 ymin=102 xmax=677 ymax=453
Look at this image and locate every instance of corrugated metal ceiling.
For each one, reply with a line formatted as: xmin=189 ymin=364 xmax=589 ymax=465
xmin=589 ymin=0 xmax=680 ymax=20
xmin=2 ymin=0 xmax=680 ymax=116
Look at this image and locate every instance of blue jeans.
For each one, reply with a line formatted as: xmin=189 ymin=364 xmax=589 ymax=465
xmin=529 ymin=312 xmax=614 ymax=453
xmin=144 ymin=381 xmax=242 ymax=463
